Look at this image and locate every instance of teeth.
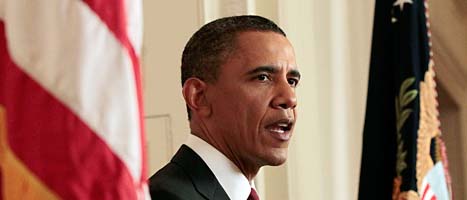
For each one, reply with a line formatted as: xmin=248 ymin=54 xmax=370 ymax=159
xmin=277 ymin=123 xmax=288 ymax=127
xmin=265 ymin=120 xmax=293 ymax=135
xmin=267 ymin=124 xmax=291 ymax=141
xmin=270 ymin=127 xmax=285 ymax=133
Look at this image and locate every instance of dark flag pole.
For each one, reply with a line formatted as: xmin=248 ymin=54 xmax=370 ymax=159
xmin=358 ymin=0 xmax=452 ymax=199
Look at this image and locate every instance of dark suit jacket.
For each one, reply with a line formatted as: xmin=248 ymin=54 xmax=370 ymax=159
xmin=149 ymin=145 xmax=230 ymax=200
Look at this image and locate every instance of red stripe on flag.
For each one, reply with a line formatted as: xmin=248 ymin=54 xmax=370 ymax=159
xmin=0 ymin=22 xmax=137 ymax=199
xmin=82 ymin=0 xmax=146 ymax=183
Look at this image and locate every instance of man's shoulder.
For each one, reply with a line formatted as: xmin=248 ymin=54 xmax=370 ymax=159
xmin=149 ymin=161 xmax=204 ymax=200
xmin=149 ymin=144 xmax=230 ymax=200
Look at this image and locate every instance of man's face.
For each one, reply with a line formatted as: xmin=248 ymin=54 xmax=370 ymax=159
xmin=206 ymin=31 xmax=299 ymax=169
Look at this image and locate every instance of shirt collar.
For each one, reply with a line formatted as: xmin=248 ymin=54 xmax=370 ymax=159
xmin=185 ymin=134 xmax=252 ymax=200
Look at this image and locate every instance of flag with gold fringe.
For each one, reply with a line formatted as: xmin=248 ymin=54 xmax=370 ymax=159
xmin=358 ymin=0 xmax=452 ymax=199
xmin=0 ymin=0 xmax=148 ymax=199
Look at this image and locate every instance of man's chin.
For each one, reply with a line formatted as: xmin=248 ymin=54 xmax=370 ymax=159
xmin=261 ymin=150 xmax=288 ymax=166
xmin=266 ymin=159 xmax=287 ymax=166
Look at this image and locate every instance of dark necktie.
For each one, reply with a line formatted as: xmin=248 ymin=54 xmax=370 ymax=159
xmin=248 ymin=188 xmax=260 ymax=200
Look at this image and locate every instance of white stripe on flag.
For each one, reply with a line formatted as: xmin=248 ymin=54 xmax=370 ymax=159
xmin=124 ymin=0 xmax=143 ymax=57
xmin=2 ymin=0 xmax=142 ymax=181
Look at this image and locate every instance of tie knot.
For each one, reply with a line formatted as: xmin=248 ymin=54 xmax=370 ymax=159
xmin=248 ymin=188 xmax=260 ymax=200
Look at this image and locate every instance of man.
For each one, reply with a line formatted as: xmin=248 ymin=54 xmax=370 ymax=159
xmin=149 ymin=15 xmax=300 ymax=200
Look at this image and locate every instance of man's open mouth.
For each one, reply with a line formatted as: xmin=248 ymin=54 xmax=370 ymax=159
xmin=265 ymin=119 xmax=294 ymax=141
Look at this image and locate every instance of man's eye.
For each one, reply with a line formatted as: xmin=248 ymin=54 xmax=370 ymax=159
xmin=257 ymin=74 xmax=270 ymax=81
xmin=288 ymin=78 xmax=299 ymax=87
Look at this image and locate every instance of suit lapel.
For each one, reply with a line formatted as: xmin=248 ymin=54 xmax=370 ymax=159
xmin=171 ymin=145 xmax=230 ymax=200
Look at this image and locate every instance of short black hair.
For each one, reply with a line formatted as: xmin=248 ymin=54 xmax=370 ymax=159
xmin=181 ymin=15 xmax=286 ymax=119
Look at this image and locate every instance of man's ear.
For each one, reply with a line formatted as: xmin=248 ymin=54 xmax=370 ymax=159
xmin=182 ymin=78 xmax=211 ymax=118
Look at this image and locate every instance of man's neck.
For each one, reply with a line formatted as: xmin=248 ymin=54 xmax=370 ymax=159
xmin=185 ymin=134 xmax=253 ymax=200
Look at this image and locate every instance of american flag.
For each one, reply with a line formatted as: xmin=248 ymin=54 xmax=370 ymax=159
xmin=0 ymin=0 xmax=148 ymax=199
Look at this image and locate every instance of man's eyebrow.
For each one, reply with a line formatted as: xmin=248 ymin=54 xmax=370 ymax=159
xmin=288 ymin=69 xmax=301 ymax=79
xmin=247 ymin=66 xmax=301 ymax=79
xmin=246 ymin=66 xmax=278 ymax=75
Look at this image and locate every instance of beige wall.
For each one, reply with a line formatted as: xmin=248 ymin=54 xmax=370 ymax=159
xmin=429 ymin=0 xmax=467 ymax=196
xmin=278 ymin=1 xmax=374 ymax=199
xmin=142 ymin=0 xmax=202 ymax=173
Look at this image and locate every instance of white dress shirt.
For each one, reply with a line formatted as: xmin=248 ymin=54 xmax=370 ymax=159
xmin=185 ymin=134 xmax=253 ymax=200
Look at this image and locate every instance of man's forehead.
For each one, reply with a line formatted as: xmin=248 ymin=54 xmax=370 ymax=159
xmin=232 ymin=32 xmax=294 ymax=57
xmin=219 ymin=31 xmax=297 ymax=76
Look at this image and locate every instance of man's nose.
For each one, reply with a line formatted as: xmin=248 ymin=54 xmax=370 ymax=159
xmin=271 ymin=80 xmax=297 ymax=110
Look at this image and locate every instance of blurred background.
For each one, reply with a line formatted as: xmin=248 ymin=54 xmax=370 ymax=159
xmin=141 ymin=0 xmax=466 ymax=199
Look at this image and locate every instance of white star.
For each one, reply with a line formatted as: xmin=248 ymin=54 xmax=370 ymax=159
xmin=393 ymin=0 xmax=413 ymax=11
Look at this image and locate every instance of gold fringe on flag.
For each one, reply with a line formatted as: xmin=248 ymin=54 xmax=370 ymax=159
xmin=0 ymin=106 xmax=59 ymax=200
